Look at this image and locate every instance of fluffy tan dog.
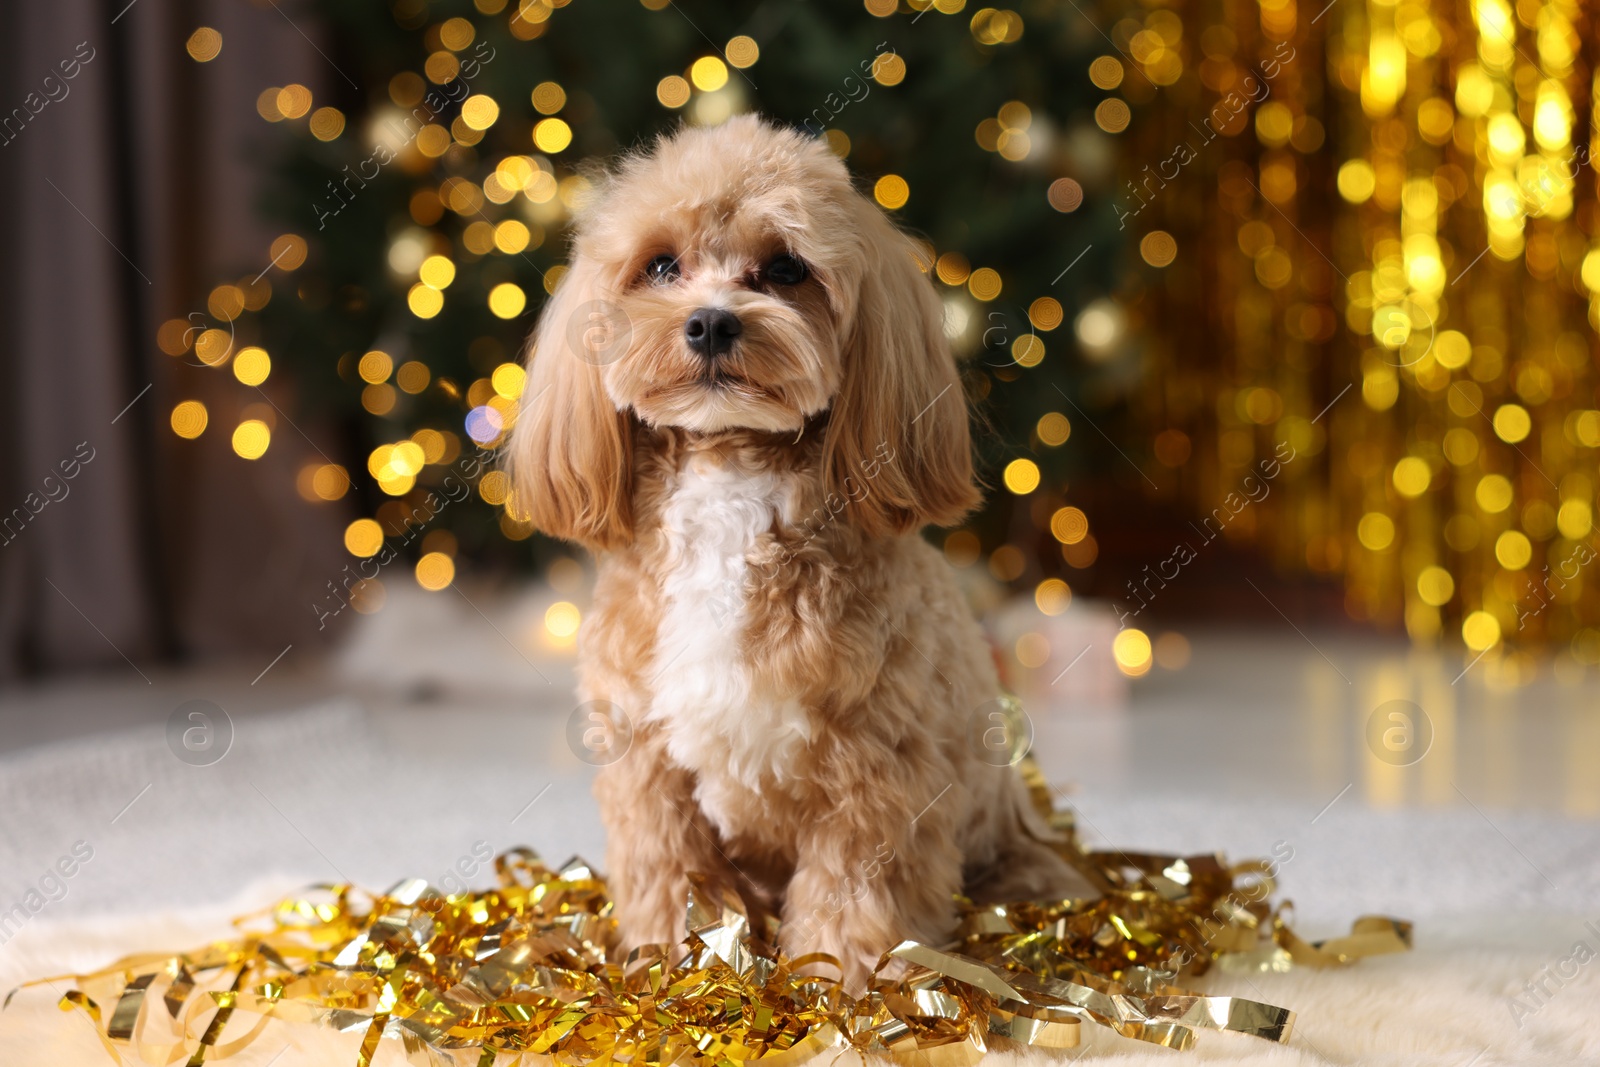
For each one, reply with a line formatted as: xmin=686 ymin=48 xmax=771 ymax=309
xmin=507 ymin=115 xmax=1091 ymax=986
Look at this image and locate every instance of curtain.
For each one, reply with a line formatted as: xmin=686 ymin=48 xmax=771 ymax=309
xmin=0 ymin=0 xmax=351 ymax=680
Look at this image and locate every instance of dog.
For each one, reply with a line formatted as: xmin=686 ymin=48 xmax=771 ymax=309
xmin=506 ymin=115 xmax=1093 ymax=986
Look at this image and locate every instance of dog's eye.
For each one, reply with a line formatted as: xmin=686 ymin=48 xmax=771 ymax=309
xmin=764 ymin=254 xmax=808 ymax=286
xmin=645 ymin=255 xmax=681 ymax=284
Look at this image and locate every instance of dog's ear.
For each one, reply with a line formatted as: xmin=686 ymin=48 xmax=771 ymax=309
xmin=822 ymin=204 xmax=980 ymax=538
xmin=503 ymin=256 xmax=635 ymax=549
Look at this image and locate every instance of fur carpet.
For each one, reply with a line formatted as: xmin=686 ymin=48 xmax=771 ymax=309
xmin=3 ymin=654 xmax=1598 ymax=1065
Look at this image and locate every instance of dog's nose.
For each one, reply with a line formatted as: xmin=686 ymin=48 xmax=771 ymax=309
xmin=684 ymin=307 xmax=742 ymax=358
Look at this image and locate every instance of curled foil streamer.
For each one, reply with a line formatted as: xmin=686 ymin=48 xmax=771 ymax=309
xmin=7 ymin=760 xmax=1409 ymax=1065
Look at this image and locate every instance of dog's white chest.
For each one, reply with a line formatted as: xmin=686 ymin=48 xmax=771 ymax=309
xmin=646 ymin=455 xmax=812 ymax=794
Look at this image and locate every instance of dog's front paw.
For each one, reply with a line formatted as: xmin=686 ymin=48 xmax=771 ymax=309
xmin=780 ymin=892 xmax=950 ymax=991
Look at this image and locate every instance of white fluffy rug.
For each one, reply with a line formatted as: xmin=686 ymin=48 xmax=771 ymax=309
xmin=2 ymin=696 xmax=1598 ymax=1065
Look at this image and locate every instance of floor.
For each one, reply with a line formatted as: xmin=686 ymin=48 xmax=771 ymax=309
xmin=0 ymin=582 xmax=1596 ymax=936
xmin=4 ymin=587 xmax=1597 ymax=1067
xmin=5 ymin=582 xmax=1597 ymax=817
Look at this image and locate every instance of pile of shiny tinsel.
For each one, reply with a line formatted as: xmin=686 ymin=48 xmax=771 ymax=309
xmin=9 ymin=763 xmax=1409 ymax=1065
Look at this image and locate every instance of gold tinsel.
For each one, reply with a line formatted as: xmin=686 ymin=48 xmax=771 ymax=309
xmin=8 ymin=761 xmax=1409 ymax=1065
xmin=1116 ymin=0 xmax=1600 ymax=668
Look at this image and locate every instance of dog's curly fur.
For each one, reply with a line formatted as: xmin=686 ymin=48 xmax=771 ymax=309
xmin=506 ymin=115 xmax=1091 ymax=986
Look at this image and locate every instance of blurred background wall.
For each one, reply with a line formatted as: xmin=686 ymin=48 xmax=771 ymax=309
xmin=0 ymin=0 xmax=347 ymax=678
xmin=2 ymin=0 xmax=1597 ymax=688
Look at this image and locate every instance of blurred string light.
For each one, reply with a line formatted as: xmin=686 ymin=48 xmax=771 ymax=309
xmin=1117 ymin=0 xmax=1600 ymax=679
xmin=163 ymin=0 xmax=1142 ymax=639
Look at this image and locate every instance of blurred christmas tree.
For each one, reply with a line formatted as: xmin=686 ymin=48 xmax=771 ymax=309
xmin=183 ymin=0 xmax=1129 ymax=597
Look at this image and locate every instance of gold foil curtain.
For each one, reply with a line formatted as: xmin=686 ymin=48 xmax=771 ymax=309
xmin=1122 ymin=0 xmax=1598 ymax=676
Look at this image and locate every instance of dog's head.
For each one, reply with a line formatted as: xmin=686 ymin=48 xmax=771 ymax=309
xmin=505 ymin=115 xmax=978 ymax=547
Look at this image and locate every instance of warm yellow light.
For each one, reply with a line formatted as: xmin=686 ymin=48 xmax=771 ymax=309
xmin=397 ymin=361 xmax=431 ymax=394
xmin=311 ymin=464 xmax=349 ymax=501
xmin=1475 ymin=474 xmax=1514 ymax=513
xmin=231 ymin=346 xmax=271 ymax=386
xmin=531 ymin=81 xmax=566 ymax=114
xmin=309 ymin=107 xmax=345 ymax=141
xmin=1455 ymin=63 xmax=1493 ymax=117
xmin=1435 ymin=330 xmax=1471 ymax=369
xmin=690 ymin=56 xmax=729 ymax=91
xmin=359 ymin=350 xmax=393 ymax=384
xmin=1011 ymin=335 xmax=1044 ymax=367
xmin=185 ymin=27 xmax=222 ymax=62
xmin=270 ymin=233 xmax=307 ymax=271
xmin=1494 ymin=530 xmax=1532 ymax=570
xmin=1336 ymin=160 xmax=1376 ymax=203
xmin=1050 ymin=506 xmax=1088 ymax=544
xmin=935 ymin=253 xmax=970 ymax=286
xmin=415 ymin=552 xmax=455 ymax=592
xmin=1254 ymin=102 xmax=1293 ymax=146
xmin=967 ymin=267 xmax=1002 ymax=301
xmin=1492 ymin=404 xmax=1531 ymax=443
xmin=419 ymin=255 xmax=456 ymax=289
xmin=389 ymin=441 xmax=426 ymax=477
xmin=1417 ymin=566 xmax=1455 ymax=607
xmin=1581 ymin=249 xmax=1600 ymax=293
xmin=1034 ymin=578 xmax=1071 ymax=615
xmin=344 ymin=519 xmax=384 ymax=557
xmin=492 ymin=363 xmax=527 ymax=399
xmin=488 ymin=283 xmax=527 ymax=319
xmin=533 ymin=118 xmax=573 ymax=153
xmin=460 ymin=94 xmax=500 ymax=131
xmin=1112 ymin=628 xmax=1152 ymax=677
xmin=1462 ymin=610 xmax=1501 ymax=651
xmin=1036 ymin=412 xmax=1071 ymax=446
xmin=874 ymin=174 xmax=909 ymax=209
xmin=726 ymin=35 xmax=760 ymax=68
xmin=1363 ymin=32 xmax=1406 ymax=114
xmin=438 ymin=16 xmax=474 ymax=50
xmin=1483 ymin=172 xmax=1523 ymax=222
xmin=1028 ymin=297 xmax=1063 ymax=330
xmin=1486 ymin=113 xmax=1525 ymax=164
xmin=424 ymin=51 xmax=459 ymax=85
xmin=1088 ymin=56 xmax=1123 ymax=89
xmin=656 ymin=76 xmax=691 ymax=109
xmin=231 ymin=419 xmax=270 ymax=460
xmin=1002 ymin=458 xmax=1040 ymax=494
xmin=1557 ymin=500 xmax=1593 ymax=538
xmin=478 ymin=470 xmax=510 ymax=505
xmin=363 ymin=384 xmax=396 ymax=416
xmin=377 ymin=470 xmax=414 ymax=496
xmin=408 ymin=284 xmax=444 ymax=319
xmin=1139 ymin=231 xmax=1177 ymax=267
xmin=1090 ymin=97 xmax=1129 ymax=134
xmin=494 ymin=219 xmax=531 ymax=254
xmin=194 ymin=329 xmax=231 ymax=367
xmin=1533 ymin=82 xmax=1572 ymax=151
xmin=412 ymin=428 xmax=445 ymax=463
xmin=276 ymin=83 xmax=312 ymax=120
xmin=546 ymin=601 xmax=581 ymax=637
xmin=1357 ymin=512 xmax=1395 ymax=551
xmin=871 ymin=52 xmax=906 ymax=86
xmin=1392 ymin=457 xmax=1431 ymax=497
xmin=1417 ymin=98 xmax=1455 ymax=143
xmin=170 ymin=400 xmax=208 ymax=439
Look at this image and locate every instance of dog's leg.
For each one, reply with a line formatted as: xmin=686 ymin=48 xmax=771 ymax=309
xmin=595 ymin=738 xmax=742 ymax=950
xmin=779 ymin=787 xmax=965 ymax=990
